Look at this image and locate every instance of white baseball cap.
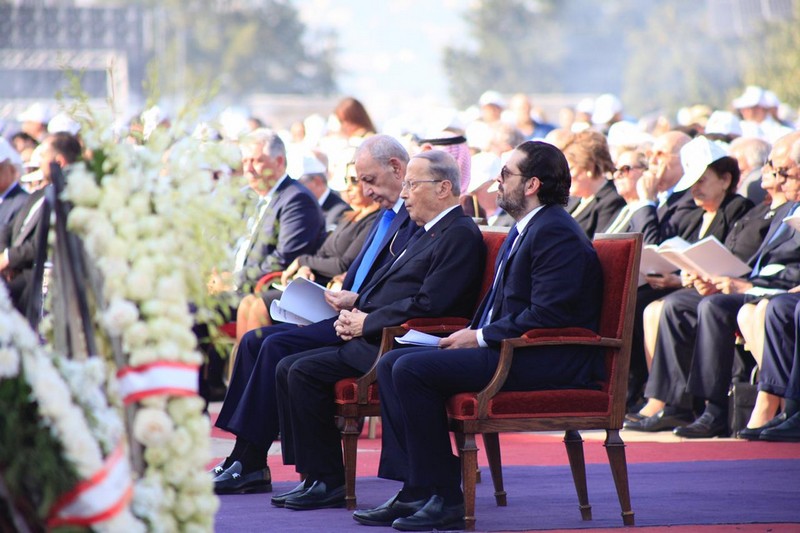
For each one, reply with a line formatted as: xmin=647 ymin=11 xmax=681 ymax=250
xmin=674 ymin=136 xmax=728 ymax=192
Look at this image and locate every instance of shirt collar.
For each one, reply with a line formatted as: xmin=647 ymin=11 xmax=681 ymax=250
xmin=423 ymin=204 xmax=459 ymax=232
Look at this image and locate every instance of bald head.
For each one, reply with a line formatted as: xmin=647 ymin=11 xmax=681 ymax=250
xmin=771 ymin=131 xmax=800 ymax=202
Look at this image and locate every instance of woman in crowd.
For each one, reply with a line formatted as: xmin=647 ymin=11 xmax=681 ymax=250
xmin=562 ymin=130 xmax=626 ymax=238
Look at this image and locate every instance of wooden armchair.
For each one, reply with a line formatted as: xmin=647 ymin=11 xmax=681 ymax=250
xmin=333 ymin=228 xmax=509 ymax=509
xmin=446 ymin=232 xmax=641 ymax=530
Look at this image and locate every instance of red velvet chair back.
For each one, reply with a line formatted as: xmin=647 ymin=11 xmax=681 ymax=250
xmin=477 ymin=229 xmax=509 ymax=312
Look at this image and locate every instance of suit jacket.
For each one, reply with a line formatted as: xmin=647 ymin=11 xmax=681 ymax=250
xmin=747 ymin=202 xmax=800 ymax=290
xmin=677 ymin=193 xmax=754 ymax=244
xmin=570 ymin=180 xmax=627 ymax=238
xmin=0 ymin=182 xmax=29 ymax=233
xmin=320 ymin=190 xmax=351 ymax=230
xmin=357 ymin=206 xmax=485 ymax=339
xmin=341 ymin=203 xmax=418 ymax=291
xmin=236 ymin=177 xmax=326 ymax=290
xmin=0 ymin=187 xmax=47 ymax=313
xmin=628 ymin=189 xmax=700 ymax=245
xmin=477 ymin=204 xmax=603 ymax=346
xmin=725 ymin=201 xmax=789 ymax=262
xmin=335 ymin=207 xmax=485 ymax=371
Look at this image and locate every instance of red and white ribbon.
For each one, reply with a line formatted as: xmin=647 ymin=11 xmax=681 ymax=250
xmin=47 ymin=444 xmax=132 ymax=528
xmin=117 ymin=361 xmax=199 ymax=404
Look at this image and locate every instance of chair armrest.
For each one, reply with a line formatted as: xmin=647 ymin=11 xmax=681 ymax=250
xmin=403 ymin=317 xmax=470 ymax=333
xmin=354 ymin=319 xmax=469 ymax=404
xmin=254 ymin=271 xmax=283 ymax=293
xmin=473 ymin=327 xmax=620 ymax=418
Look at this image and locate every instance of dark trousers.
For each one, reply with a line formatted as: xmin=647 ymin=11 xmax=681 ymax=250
xmin=214 ymin=318 xmax=340 ymax=448
xmin=760 ymin=293 xmax=800 ymax=399
xmin=275 ymin=340 xmax=378 ymax=480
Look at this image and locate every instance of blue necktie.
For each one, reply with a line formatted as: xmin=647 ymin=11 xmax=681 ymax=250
xmin=350 ymin=209 xmax=396 ymax=292
xmin=751 ymin=204 xmax=798 ymax=278
xmin=478 ymin=225 xmax=519 ymax=327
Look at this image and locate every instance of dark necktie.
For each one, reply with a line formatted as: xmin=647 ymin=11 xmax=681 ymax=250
xmin=477 ymin=225 xmax=519 ymax=327
xmin=350 ymin=209 xmax=396 ymax=292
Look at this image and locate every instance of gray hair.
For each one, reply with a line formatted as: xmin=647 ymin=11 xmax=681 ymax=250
xmin=354 ymin=134 xmax=409 ymax=167
xmin=412 ymin=150 xmax=461 ymax=196
xmin=241 ymin=127 xmax=286 ymax=159
xmin=729 ymin=137 xmax=770 ymax=169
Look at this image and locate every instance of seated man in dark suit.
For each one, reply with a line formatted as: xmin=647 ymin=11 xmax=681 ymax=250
xmin=212 ymin=135 xmax=418 ymax=493
xmin=270 ymin=150 xmax=486 ymax=512
xmin=210 ymin=128 xmax=326 ymax=295
xmin=0 ymin=132 xmax=81 ymax=316
xmin=352 ymin=141 xmax=604 ymax=531
xmin=0 ymin=138 xmax=29 ymax=233
xmin=199 ymin=128 xmax=327 ymax=401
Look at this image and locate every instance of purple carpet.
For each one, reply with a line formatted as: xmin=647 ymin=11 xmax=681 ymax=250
xmin=214 ymin=459 xmax=800 ymax=532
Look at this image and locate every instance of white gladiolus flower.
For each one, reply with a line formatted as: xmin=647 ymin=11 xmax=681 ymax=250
xmin=103 ymin=299 xmax=140 ymax=336
xmin=133 ymin=408 xmax=174 ymax=447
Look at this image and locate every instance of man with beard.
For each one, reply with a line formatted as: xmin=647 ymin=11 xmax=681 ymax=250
xmin=352 ymin=141 xmax=604 ymax=531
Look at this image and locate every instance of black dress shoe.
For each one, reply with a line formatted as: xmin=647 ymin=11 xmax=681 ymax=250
xmin=624 ymin=412 xmax=646 ymax=423
xmin=391 ymin=495 xmax=465 ymax=531
xmin=283 ymin=480 xmax=345 ymax=510
xmin=737 ymin=412 xmax=788 ymax=440
xmin=271 ymin=481 xmax=310 ymax=507
xmin=673 ymin=412 xmax=727 ymax=438
xmin=213 ymin=461 xmax=272 ymax=494
xmin=353 ymin=492 xmax=427 ymax=526
xmin=623 ymin=408 xmax=693 ymax=432
xmin=760 ymin=411 xmax=800 ymax=442
xmin=210 ymin=459 xmax=227 ymax=476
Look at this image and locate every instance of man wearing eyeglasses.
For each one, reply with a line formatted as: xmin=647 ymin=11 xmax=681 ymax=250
xmin=268 ymin=150 xmax=485 ymax=512
xmin=352 ymin=141 xmax=602 ymax=531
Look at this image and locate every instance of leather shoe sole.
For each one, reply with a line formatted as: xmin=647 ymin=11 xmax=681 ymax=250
xmin=284 ymin=481 xmax=345 ymax=510
xmin=353 ymin=494 xmax=427 ymax=526
xmin=391 ymin=495 xmax=465 ymax=532
xmin=271 ymin=481 xmax=310 ymax=507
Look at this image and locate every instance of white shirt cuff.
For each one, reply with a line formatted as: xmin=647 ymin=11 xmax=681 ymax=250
xmin=476 ymin=328 xmax=488 ymax=348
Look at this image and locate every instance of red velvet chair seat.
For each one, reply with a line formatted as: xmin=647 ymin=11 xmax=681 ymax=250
xmin=447 ymin=390 xmax=610 ymax=420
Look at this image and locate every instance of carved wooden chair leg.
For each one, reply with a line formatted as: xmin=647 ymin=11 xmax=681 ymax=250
xmin=605 ymin=429 xmax=635 ymax=526
xmin=455 ymin=432 xmax=480 ymax=483
xmin=341 ymin=415 xmax=361 ymax=510
xmin=564 ymin=430 xmax=591 ymax=521
xmin=459 ymin=432 xmax=479 ymax=531
xmin=481 ymin=432 xmax=506 ymax=505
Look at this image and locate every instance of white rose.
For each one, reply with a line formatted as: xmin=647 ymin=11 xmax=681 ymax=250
xmin=143 ymin=444 xmax=170 ymax=466
xmin=122 ymin=321 xmax=149 ymax=350
xmin=103 ymin=299 xmax=140 ymax=336
xmin=126 ymin=269 xmax=155 ymax=302
xmin=162 ymin=457 xmax=191 ymax=485
xmin=63 ymin=168 xmax=102 ymax=206
xmin=0 ymin=347 xmax=20 ymax=378
xmin=174 ymin=494 xmax=195 ymax=522
xmin=133 ymin=408 xmax=174 ymax=447
xmin=167 ymin=427 xmax=192 ymax=456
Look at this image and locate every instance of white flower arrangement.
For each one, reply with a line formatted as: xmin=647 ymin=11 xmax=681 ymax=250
xmin=0 ymin=284 xmax=143 ymax=531
xmin=55 ymin=101 xmax=242 ymax=531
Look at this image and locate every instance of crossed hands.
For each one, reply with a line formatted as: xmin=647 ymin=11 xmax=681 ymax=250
xmin=334 ymin=308 xmax=367 ymax=341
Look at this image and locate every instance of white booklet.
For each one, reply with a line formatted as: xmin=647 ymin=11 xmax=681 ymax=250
xmin=269 ymin=277 xmax=338 ymax=326
xmin=395 ymin=329 xmax=443 ymax=347
xmin=640 ymin=235 xmax=751 ymax=282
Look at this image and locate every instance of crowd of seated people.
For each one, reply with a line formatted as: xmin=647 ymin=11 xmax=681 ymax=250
xmin=3 ymin=84 xmax=800 ymax=527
